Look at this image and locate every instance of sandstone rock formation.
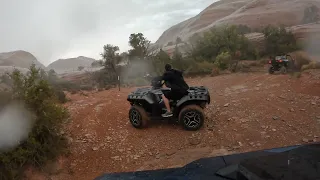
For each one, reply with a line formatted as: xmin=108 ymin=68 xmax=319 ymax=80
xmin=47 ymin=56 xmax=96 ymax=73
xmin=153 ymin=0 xmax=320 ymax=50
xmin=0 ymin=50 xmax=45 ymax=69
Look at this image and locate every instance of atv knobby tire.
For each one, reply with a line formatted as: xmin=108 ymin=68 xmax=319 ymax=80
xmin=179 ymin=105 xmax=204 ymax=131
xmin=129 ymin=105 xmax=148 ymax=129
xmin=280 ymin=66 xmax=287 ymax=74
xmin=268 ymin=67 xmax=275 ymax=74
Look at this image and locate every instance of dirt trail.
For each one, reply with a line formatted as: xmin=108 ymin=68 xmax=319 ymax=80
xmin=27 ymin=71 xmax=320 ymax=180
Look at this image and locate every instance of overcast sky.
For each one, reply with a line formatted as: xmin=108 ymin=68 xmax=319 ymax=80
xmin=0 ymin=0 xmax=214 ymax=66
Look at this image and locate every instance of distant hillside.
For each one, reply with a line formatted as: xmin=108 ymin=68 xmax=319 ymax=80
xmin=153 ymin=0 xmax=320 ymax=49
xmin=0 ymin=50 xmax=45 ymax=69
xmin=47 ymin=56 xmax=96 ymax=73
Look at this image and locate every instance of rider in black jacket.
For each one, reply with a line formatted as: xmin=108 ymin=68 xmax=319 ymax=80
xmin=161 ymin=64 xmax=189 ymax=117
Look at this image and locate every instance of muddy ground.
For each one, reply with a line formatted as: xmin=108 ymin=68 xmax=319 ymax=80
xmin=26 ymin=70 xmax=320 ymax=180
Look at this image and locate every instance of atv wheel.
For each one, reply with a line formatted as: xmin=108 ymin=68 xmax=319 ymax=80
xmin=280 ymin=66 xmax=287 ymax=74
xmin=268 ymin=67 xmax=275 ymax=74
xmin=179 ymin=105 xmax=204 ymax=131
xmin=129 ymin=105 xmax=148 ymax=128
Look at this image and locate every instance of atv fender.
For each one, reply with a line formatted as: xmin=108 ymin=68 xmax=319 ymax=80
xmin=176 ymin=94 xmax=210 ymax=107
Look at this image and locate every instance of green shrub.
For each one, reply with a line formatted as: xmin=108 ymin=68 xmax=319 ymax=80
xmin=0 ymin=64 xmax=69 ymax=180
xmin=92 ymin=69 xmax=117 ymax=88
xmin=192 ymin=25 xmax=257 ymax=61
xmin=54 ymin=88 xmax=67 ymax=103
xmin=211 ymin=66 xmax=220 ymax=77
xmin=237 ymin=63 xmax=251 ymax=72
xmin=289 ymin=51 xmax=312 ymax=70
xmin=301 ymin=61 xmax=320 ymax=71
xmin=91 ymin=60 xmax=103 ymax=67
xmin=214 ymin=51 xmax=232 ymax=70
xmin=186 ymin=61 xmax=215 ymax=76
xmin=236 ymin=24 xmax=252 ymax=34
xmin=151 ymin=49 xmax=171 ymax=75
xmin=50 ymin=79 xmax=81 ymax=91
xmin=262 ymin=25 xmax=299 ymax=55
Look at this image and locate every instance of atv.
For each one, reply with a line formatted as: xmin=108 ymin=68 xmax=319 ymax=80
xmin=268 ymin=54 xmax=295 ymax=74
xmin=127 ymin=74 xmax=210 ymax=131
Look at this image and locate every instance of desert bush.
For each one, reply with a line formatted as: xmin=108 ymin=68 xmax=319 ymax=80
xmin=301 ymin=61 xmax=320 ymax=71
xmin=237 ymin=63 xmax=251 ymax=72
xmin=48 ymin=77 xmax=81 ymax=91
xmin=92 ymin=69 xmax=117 ymax=88
xmin=54 ymin=88 xmax=67 ymax=103
xmin=0 ymin=64 xmax=69 ymax=180
xmin=42 ymin=74 xmax=71 ymax=103
xmin=242 ymin=60 xmax=265 ymax=67
xmin=262 ymin=25 xmax=299 ymax=55
xmin=236 ymin=24 xmax=252 ymax=34
xmin=289 ymin=51 xmax=312 ymax=70
xmin=151 ymin=49 xmax=172 ymax=75
xmin=249 ymin=61 xmax=259 ymax=66
xmin=1 ymin=69 xmax=68 ymax=104
xmin=78 ymin=66 xmax=84 ymax=71
xmin=91 ymin=60 xmax=103 ymax=67
xmin=211 ymin=66 xmax=220 ymax=77
xmin=185 ymin=61 xmax=215 ymax=76
xmin=192 ymin=25 xmax=258 ymax=61
xmin=214 ymin=51 xmax=232 ymax=70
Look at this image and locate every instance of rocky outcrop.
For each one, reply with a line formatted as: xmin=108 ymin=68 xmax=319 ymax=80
xmin=152 ymin=23 xmax=320 ymax=56
xmin=153 ymin=0 xmax=320 ymax=50
xmin=47 ymin=56 xmax=96 ymax=73
xmin=0 ymin=50 xmax=45 ymax=69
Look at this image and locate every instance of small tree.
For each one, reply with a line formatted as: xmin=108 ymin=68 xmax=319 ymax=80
xmin=214 ymin=51 xmax=232 ymax=70
xmin=183 ymin=33 xmax=202 ymax=62
xmin=151 ymin=49 xmax=171 ymax=75
xmin=236 ymin=24 xmax=252 ymax=34
xmin=95 ymin=44 xmax=121 ymax=87
xmin=262 ymin=25 xmax=298 ymax=56
xmin=91 ymin=60 xmax=103 ymax=67
xmin=78 ymin=66 xmax=84 ymax=71
xmin=171 ymin=45 xmax=186 ymax=70
xmin=101 ymin=44 xmax=120 ymax=74
xmin=128 ymin=33 xmax=151 ymax=59
xmin=192 ymin=25 xmax=256 ymax=60
xmin=0 ymin=64 xmax=68 ymax=179
xmin=176 ymin=37 xmax=183 ymax=44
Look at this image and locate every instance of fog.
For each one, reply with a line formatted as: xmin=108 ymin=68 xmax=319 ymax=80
xmin=0 ymin=0 xmax=214 ymax=66
xmin=303 ymin=34 xmax=320 ymax=61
